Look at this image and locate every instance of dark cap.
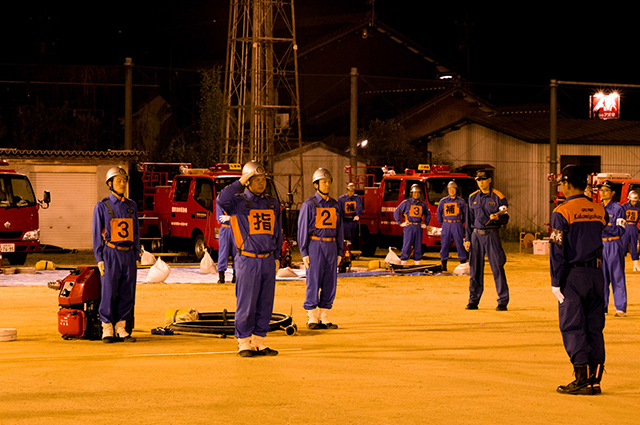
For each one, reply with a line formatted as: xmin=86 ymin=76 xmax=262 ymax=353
xmin=559 ymin=164 xmax=589 ymax=189
xmin=597 ymin=180 xmax=614 ymax=190
xmin=475 ymin=170 xmax=490 ymax=180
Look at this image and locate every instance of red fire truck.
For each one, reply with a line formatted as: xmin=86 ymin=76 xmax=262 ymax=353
xmin=555 ymin=172 xmax=640 ymax=205
xmin=348 ymin=164 xmax=477 ymax=256
xmin=138 ymin=163 xmax=282 ymax=261
xmin=0 ymin=160 xmax=51 ymax=265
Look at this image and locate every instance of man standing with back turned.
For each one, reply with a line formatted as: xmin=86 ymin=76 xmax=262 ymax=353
xmin=550 ymin=165 xmax=606 ymax=395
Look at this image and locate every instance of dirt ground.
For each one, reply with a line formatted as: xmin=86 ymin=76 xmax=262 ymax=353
xmin=1 ymin=245 xmax=638 ymax=425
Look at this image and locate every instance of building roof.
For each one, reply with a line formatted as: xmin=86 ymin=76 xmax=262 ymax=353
xmin=0 ymin=148 xmax=146 ymax=159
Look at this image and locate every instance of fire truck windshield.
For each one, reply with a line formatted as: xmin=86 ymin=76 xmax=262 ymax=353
xmin=0 ymin=175 xmax=36 ymax=208
xmin=405 ymin=177 xmax=477 ymax=206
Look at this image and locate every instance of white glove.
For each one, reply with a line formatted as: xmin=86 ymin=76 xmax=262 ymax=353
xmin=616 ymin=218 xmax=626 ymax=228
xmin=303 ymin=256 xmax=310 ymax=269
xmin=552 ymin=286 xmax=564 ymax=304
xmin=400 ymin=222 xmax=408 ymax=227
xmin=337 ymin=256 xmax=342 ymax=265
xmin=218 ymin=215 xmax=230 ymax=223
xmin=98 ymin=261 xmax=105 ymax=276
xmin=275 ymin=259 xmax=280 ymax=270
xmin=421 ymin=223 xmax=427 ymax=229
xmin=353 ymin=216 xmax=359 ymax=221
xmin=633 ymin=260 xmax=640 ymax=272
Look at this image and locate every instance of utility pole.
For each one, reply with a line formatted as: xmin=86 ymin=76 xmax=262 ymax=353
xmin=124 ymin=57 xmax=133 ymax=150
xmin=350 ymin=67 xmax=358 ymax=169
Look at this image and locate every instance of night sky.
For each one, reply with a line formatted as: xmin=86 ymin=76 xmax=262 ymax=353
xmin=2 ymin=2 xmax=639 ymax=116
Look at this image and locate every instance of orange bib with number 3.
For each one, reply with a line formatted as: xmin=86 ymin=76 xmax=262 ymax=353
xmin=409 ymin=205 xmax=423 ymax=218
xmin=315 ymin=207 xmax=337 ymax=229
xmin=110 ymin=218 xmax=134 ymax=242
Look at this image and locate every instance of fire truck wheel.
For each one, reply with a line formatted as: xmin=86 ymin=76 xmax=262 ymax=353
xmin=192 ymin=233 xmax=207 ymax=261
xmin=5 ymin=253 xmax=27 ymax=265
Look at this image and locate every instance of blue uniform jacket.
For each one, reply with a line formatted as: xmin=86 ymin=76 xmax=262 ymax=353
xmin=298 ymin=193 xmax=344 ymax=258
xmin=602 ymin=200 xmax=625 ymax=240
xmin=437 ymin=195 xmax=466 ymax=225
xmin=465 ymin=189 xmax=509 ymax=242
xmin=393 ymin=197 xmax=430 ymax=225
xmin=92 ymin=193 xmax=140 ymax=263
xmin=337 ymin=193 xmax=363 ymax=220
xmin=216 ymin=180 xmax=282 ymax=260
xmin=550 ymin=194 xmax=607 ymax=287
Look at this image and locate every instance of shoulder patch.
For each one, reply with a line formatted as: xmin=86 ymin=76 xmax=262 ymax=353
xmin=492 ymin=189 xmax=505 ymax=199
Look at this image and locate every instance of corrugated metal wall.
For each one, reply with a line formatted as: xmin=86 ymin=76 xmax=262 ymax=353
xmin=430 ymin=124 xmax=640 ymax=232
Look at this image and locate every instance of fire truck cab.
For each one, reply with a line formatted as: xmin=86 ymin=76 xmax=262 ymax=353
xmin=349 ymin=164 xmax=477 ymax=256
xmin=139 ymin=163 xmax=280 ymax=260
xmin=0 ymin=160 xmax=51 ymax=265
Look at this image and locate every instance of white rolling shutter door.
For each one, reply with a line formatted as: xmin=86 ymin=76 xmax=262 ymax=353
xmin=32 ymin=172 xmax=97 ymax=250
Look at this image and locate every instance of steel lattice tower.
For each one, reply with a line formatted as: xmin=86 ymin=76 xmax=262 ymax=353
xmin=223 ymin=0 xmax=303 ymax=187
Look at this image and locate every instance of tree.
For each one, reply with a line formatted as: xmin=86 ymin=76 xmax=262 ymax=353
xmin=358 ymin=118 xmax=425 ymax=170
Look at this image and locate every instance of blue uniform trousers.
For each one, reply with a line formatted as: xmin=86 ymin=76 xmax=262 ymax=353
xmin=440 ymin=222 xmax=467 ymax=262
xmin=401 ymin=224 xmax=423 ymax=261
xmin=234 ymin=254 xmax=276 ymax=339
xmin=99 ymin=246 xmax=137 ymax=324
xmin=469 ymin=230 xmax=509 ymax=306
xmin=217 ymin=225 xmax=236 ymax=272
xmin=602 ymin=239 xmax=627 ymax=312
xmin=304 ymin=239 xmax=337 ymax=310
xmin=558 ymin=266 xmax=606 ymax=365
xmin=622 ymin=224 xmax=639 ymax=261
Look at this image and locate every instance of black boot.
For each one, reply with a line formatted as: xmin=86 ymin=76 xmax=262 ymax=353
xmin=232 ymin=269 xmax=236 ymax=283
xmin=590 ymin=363 xmax=604 ymax=395
xmin=441 ymin=260 xmax=447 ymax=272
xmin=557 ymin=364 xmax=592 ymax=395
xmin=217 ymin=271 xmax=225 ymax=284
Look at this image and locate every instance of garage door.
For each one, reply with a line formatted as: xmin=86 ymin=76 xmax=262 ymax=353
xmin=31 ymin=172 xmax=97 ymax=250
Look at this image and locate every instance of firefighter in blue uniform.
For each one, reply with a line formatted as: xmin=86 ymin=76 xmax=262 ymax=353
xmin=550 ymin=165 xmax=606 ymax=395
xmin=338 ymin=182 xmax=363 ymax=246
xmin=394 ymin=184 xmax=430 ymax=265
xmin=464 ymin=170 xmax=509 ymax=311
xmin=437 ymin=180 xmax=467 ymax=271
xmin=621 ymin=190 xmax=640 ymax=272
xmin=217 ymin=161 xmax=283 ymax=357
xmin=597 ymin=180 xmax=627 ymax=317
xmin=92 ymin=166 xmax=140 ymax=343
xmin=298 ymin=168 xmax=344 ymax=329
xmin=215 ymin=203 xmax=236 ymax=284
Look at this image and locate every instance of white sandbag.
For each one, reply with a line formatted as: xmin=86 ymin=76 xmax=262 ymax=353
xmin=199 ymin=250 xmax=216 ymax=274
xmin=140 ymin=248 xmax=156 ymax=266
xmin=453 ymin=262 xmax=470 ymax=276
xmin=384 ymin=247 xmax=402 ymax=266
xmin=147 ymin=258 xmax=171 ymax=283
xmin=164 ymin=308 xmax=199 ymax=328
xmin=276 ymin=266 xmax=299 ymax=278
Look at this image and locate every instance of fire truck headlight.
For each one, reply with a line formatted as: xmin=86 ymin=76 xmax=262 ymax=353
xmin=23 ymin=229 xmax=40 ymax=241
xmin=427 ymin=226 xmax=442 ymax=237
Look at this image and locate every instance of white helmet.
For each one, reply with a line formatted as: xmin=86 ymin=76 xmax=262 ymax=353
xmin=447 ymin=181 xmax=458 ymax=189
xmin=629 ymin=191 xmax=639 ymax=202
xmin=347 ymin=182 xmax=356 ymax=190
xmin=312 ymin=168 xmax=333 ymax=184
xmin=410 ymin=184 xmax=422 ymax=194
xmin=242 ymin=160 xmax=266 ymax=177
xmin=106 ymin=166 xmax=128 ymax=184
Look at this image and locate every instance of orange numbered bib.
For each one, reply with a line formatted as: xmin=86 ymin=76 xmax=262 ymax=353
xmin=626 ymin=210 xmax=638 ymax=223
xmin=248 ymin=209 xmax=275 ymax=235
xmin=110 ymin=218 xmax=134 ymax=243
xmin=315 ymin=207 xmax=337 ymax=229
xmin=443 ymin=203 xmax=459 ymax=216
xmin=408 ymin=205 xmax=423 ymax=219
xmin=344 ymin=201 xmax=357 ymax=215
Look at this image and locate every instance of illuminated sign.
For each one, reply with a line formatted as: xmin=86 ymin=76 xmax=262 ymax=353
xmin=590 ymin=92 xmax=620 ymax=120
